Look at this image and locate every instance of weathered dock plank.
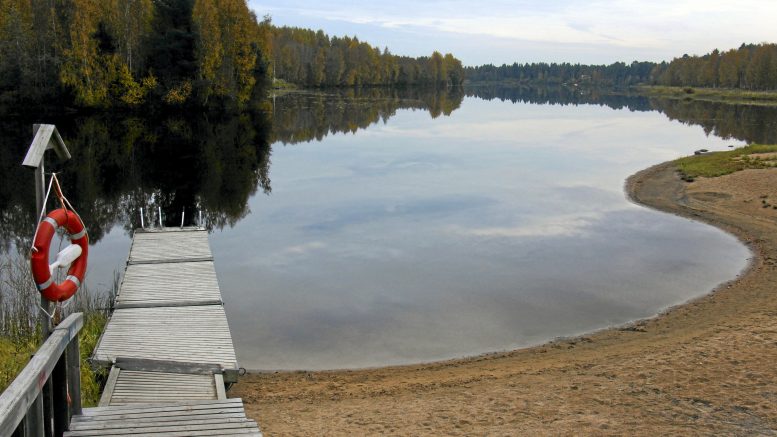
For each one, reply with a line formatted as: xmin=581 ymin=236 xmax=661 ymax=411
xmin=129 ymin=229 xmax=212 ymax=264
xmin=65 ymin=399 xmax=261 ymax=436
xmin=79 ymin=228 xmax=261 ymax=435
xmin=93 ymin=306 xmax=238 ymax=368
xmin=115 ymin=261 xmax=222 ymax=306
xmin=99 ymin=368 xmax=225 ymax=407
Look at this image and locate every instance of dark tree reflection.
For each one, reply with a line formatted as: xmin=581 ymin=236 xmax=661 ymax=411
xmin=0 ymin=108 xmax=273 ymax=251
xmin=0 ymin=87 xmax=465 ymax=251
xmin=466 ymin=84 xmax=777 ymax=144
xmin=269 ymin=87 xmax=464 ymax=145
xmin=4 ymin=86 xmax=772 ymax=254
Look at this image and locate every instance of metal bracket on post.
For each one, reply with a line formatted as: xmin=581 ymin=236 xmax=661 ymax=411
xmin=22 ymin=124 xmax=71 ymax=342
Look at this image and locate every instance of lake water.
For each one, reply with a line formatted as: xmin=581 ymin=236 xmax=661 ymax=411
xmin=0 ymin=87 xmax=764 ymax=370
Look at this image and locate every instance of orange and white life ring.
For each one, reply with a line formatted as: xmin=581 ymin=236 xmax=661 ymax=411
xmin=30 ymin=208 xmax=88 ymax=302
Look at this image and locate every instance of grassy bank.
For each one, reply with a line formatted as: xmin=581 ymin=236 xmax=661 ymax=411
xmin=0 ymin=255 xmax=116 ymax=406
xmin=638 ymin=85 xmax=777 ymax=105
xmin=675 ymin=144 xmax=777 ymax=180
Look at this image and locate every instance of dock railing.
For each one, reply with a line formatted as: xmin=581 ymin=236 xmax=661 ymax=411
xmin=0 ymin=313 xmax=83 ymax=437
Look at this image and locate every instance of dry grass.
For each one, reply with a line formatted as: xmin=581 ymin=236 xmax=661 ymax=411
xmin=640 ymin=85 xmax=777 ymax=105
xmin=0 ymin=253 xmax=117 ymax=406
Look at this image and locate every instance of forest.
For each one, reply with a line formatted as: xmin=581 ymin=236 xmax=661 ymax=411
xmin=0 ymin=0 xmax=271 ymax=109
xmin=0 ymin=0 xmax=774 ymax=110
xmin=267 ymin=26 xmax=464 ymax=87
xmin=653 ymin=43 xmax=777 ymax=90
xmin=465 ymin=61 xmax=658 ymax=86
xmin=465 ymin=43 xmax=777 ymax=91
xmin=0 ymin=0 xmax=464 ymax=110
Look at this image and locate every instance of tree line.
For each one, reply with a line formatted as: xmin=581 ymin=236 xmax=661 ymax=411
xmin=465 ymin=43 xmax=777 ymax=91
xmin=464 ymin=61 xmax=658 ymax=87
xmin=268 ymin=25 xmax=464 ymax=87
xmin=653 ymin=43 xmax=777 ymax=90
xmin=0 ymin=1 xmax=464 ymax=110
xmin=1 ymin=0 xmax=772 ymax=110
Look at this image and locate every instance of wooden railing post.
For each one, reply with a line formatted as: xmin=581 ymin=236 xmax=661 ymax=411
xmin=52 ymin=352 xmax=68 ymax=436
xmin=67 ymin=337 xmax=81 ymax=416
xmin=43 ymin=378 xmax=53 ymax=436
xmin=0 ymin=313 xmax=83 ymax=437
xmin=24 ymin=393 xmax=44 ymax=436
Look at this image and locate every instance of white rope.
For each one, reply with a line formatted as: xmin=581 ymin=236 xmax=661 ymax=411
xmin=30 ymin=173 xmax=56 ymax=253
xmin=51 ymin=177 xmax=89 ymax=287
xmin=59 ymin=297 xmax=74 ymax=310
xmin=60 ymin=194 xmax=88 ymax=242
xmin=37 ymin=302 xmax=55 ymax=320
xmin=30 ymin=173 xmax=89 ymax=251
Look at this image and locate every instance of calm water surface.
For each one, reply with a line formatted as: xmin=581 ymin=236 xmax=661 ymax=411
xmin=213 ymin=93 xmax=749 ymax=370
xmin=0 ymin=89 xmax=759 ymax=370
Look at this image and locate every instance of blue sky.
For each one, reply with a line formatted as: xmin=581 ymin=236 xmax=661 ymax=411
xmin=247 ymin=0 xmax=777 ymax=66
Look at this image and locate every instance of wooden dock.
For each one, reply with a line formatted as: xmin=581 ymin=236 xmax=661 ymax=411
xmin=65 ymin=228 xmax=261 ymax=436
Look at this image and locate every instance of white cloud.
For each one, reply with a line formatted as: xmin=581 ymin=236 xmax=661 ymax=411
xmin=281 ymin=241 xmax=326 ymax=255
xmin=250 ymin=0 xmax=777 ymax=64
xmin=446 ymin=212 xmax=602 ymax=239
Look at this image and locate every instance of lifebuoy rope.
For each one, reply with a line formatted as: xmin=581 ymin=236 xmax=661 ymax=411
xmin=30 ymin=173 xmax=56 ymax=253
xmin=30 ymin=173 xmax=89 ymax=316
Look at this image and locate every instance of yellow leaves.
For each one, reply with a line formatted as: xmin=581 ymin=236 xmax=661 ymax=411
xmin=193 ymin=0 xmax=223 ymax=83
xmin=141 ymin=74 xmax=157 ymax=90
xmin=192 ymin=0 xmax=258 ymax=104
xmin=4 ymin=0 xmax=268 ymax=107
xmin=115 ymin=64 xmax=157 ymax=106
xmin=163 ymin=81 xmax=193 ymax=105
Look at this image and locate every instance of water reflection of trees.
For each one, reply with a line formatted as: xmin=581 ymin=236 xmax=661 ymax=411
xmin=0 ymin=87 xmax=463 ymax=251
xmin=0 ymin=109 xmax=272 ymax=251
xmin=650 ymin=100 xmax=777 ymax=145
xmin=270 ymin=87 xmax=464 ymax=145
xmin=3 ymin=86 xmax=774 ymax=252
xmin=465 ymin=84 xmax=653 ymax=111
xmin=466 ymin=84 xmax=777 ymax=144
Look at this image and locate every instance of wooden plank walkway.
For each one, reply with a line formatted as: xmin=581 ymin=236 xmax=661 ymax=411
xmin=115 ymin=261 xmax=222 ymax=308
xmin=66 ymin=228 xmax=261 ymax=436
xmin=65 ymin=399 xmax=260 ymax=436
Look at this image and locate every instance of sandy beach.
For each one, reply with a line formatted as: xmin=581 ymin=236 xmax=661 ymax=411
xmin=233 ymin=161 xmax=777 ymax=436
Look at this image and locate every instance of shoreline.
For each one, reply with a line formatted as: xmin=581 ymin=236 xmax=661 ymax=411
xmin=235 ymin=161 xmax=777 ymax=435
xmin=636 ymin=85 xmax=777 ymax=106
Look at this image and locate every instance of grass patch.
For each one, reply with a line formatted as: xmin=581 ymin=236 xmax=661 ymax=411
xmin=0 ymin=336 xmax=37 ymax=393
xmin=638 ymin=86 xmax=777 ymax=106
xmin=675 ymin=144 xmax=777 ymax=179
xmin=78 ymin=311 xmax=108 ymax=406
xmin=0 ymin=315 xmax=107 ymax=406
xmin=0 ymin=254 xmax=116 ymax=407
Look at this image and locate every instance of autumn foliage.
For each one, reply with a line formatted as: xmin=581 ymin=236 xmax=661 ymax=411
xmin=0 ymin=0 xmax=269 ymax=108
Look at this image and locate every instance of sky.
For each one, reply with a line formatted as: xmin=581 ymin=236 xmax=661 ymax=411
xmin=247 ymin=0 xmax=777 ymax=66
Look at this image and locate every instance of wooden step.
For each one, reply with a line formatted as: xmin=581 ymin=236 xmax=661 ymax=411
xmin=65 ymin=399 xmax=262 ymax=436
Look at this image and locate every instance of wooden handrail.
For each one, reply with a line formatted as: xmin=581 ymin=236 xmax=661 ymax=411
xmin=0 ymin=313 xmax=84 ymax=436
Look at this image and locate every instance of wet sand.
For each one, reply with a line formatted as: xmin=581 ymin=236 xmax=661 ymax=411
xmin=233 ymin=162 xmax=777 ymax=436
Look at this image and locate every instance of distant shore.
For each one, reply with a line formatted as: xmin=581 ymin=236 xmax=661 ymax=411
xmin=235 ymin=161 xmax=777 ymax=435
xmin=638 ymin=85 xmax=777 ymax=106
